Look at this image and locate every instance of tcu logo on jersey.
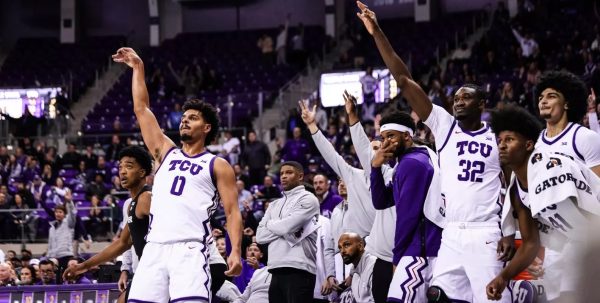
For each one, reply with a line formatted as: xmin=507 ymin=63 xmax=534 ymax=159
xmin=167 ymin=160 xmax=204 ymax=175
xmin=456 ymin=141 xmax=493 ymax=158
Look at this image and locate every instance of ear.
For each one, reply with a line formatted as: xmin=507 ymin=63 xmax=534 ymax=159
xmin=525 ymin=140 xmax=535 ymax=152
xmin=204 ymin=123 xmax=212 ymax=134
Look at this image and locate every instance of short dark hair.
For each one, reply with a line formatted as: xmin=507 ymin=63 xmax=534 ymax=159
xmin=281 ymin=161 xmax=304 ymax=173
xmin=182 ymin=99 xmax=220 ymax=145
xmin=537 ymin=70 xmax=588 ymax=122
xmin=490 ymin=104 xmax=543 ymax=141
xmin=54 ymin=204 xmax=67 ymax=214
xmin=39 ymin=259 xmax=54 ymax=268
xmin=118 ymin=146 xmax=153 ymax=177
xmin=379 ymin=110 xmax=416 ymax=133
xmin=460 ymin=83 xmax=488 ymax=103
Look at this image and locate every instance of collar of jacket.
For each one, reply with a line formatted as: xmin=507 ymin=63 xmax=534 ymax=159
xmin=355 ymin=251 xmax=371 ymax=273
xmin=282 ymin=185 xmax=305 ymax=196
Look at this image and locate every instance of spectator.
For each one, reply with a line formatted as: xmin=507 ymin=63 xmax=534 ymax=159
xmin=82 ymin=146 xmax=98 ymax=170
xmin=21 ymin=156 xmax=39 ymax=183
xmin=6 ymin=154 xmax=22 ymax=180
xmin=106 ymin=136 xmax=124 ymax=162
xmin=221 ymin=130 xmax=241 ymax=165
xmin=360 ymin=67 xmax=378 ymax=108
xmin=236 ymin=180 xmax=253 ymax=216
xmin=276 ymin=14 xmax=291 ymax=65
xmin=86 ymin=173 xmax=108 ymax=200
xmin=241 ymin=130 xmax=271 ymax=186
xmin=45 ymin=177 xmax=68 ymax=205
xmin=60 ymin=144 xmax=80 ymax=169
xmin=314 ymin=100 xmax=328 ymax=131
xmin=75 ymin=161 xmax=88 ymax=184
xmin=41 ymin=163 xmax=55 ymax=185
xmin=234 ymin=242 xmax=265 ymax=293
xmin=480 ymin=51 xmax=500 ymax=75
xmin=254 ymin=176 xmax=282 ymax=201
xmin=41 ymin=193 xmax=77 ymax=272
xmin=290 ymin=23 xmax=306 ymax=68
xmin=167 ymin=103 xmax=183 ymax=130
xmin=511 ymin=27 xmax=538 ymax=57
xmin=95 ymin=156 xmax=111 ymax=180
xmin=29 ymin=175 xmax=47 ymax=204
xmin=85 ymin=195 xmax=109 ymax=239
xmin=18 ymin=265 xmax=36 ymax=285
xmin=0 ymin=195 xmax=12 ymax=238
xmin=9 ymin=193 xmax=37 ymax=242
xmin=257 ymin=34 xmax=274 ymax=65
xmin=281 ymin=127 xmax=311 ymax=167
xmin=216 ymin=236 xmax=227 ymax=260
xmin=313 ymin=173 xmax=343 ymax=218
xmin=233 ymin=164 xmax=251 ymax=189
xmin=0 ymin=262 xmax=17 ymax=286
xmin=37 ymin=259 xmax=57 ymax=285
xmin=20 ymin=249 xmax=32 ymax=267
xmin=496 ymin=81 xmax=517 ymax=105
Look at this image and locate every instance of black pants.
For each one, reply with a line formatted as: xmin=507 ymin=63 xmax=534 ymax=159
xmin=269 ymin=267 xmax=315 ymax=303
xmin=372 ymin=258 xmax=394 ymax=303
xmin=210 ymin=263 xmax=228 ymax=295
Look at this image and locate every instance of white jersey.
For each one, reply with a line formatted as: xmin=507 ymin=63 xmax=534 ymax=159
xmin=424 ymin=105 xmax=502 ymax=223
xmin=146 ymin=148 xmax=219 ymax=244
xmin=535 ymin=122 xmax=600 ymax=168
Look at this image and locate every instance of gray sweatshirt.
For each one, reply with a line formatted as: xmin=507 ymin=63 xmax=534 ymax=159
xmin=256 ymin=185 xmax=320 ymax=273
xmin=233 ymin=266 xmax=272 ymax=303
xmin=47 ymin=200 xmax=77 ymax=258
xmin=349 ymin=123 xmax=397 ymax=262
xmin=351 ymin=252 xmax=377 ymax=303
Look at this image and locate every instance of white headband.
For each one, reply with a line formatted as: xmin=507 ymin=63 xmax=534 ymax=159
xmin=380 ymin=123 xmax=414 ymax=136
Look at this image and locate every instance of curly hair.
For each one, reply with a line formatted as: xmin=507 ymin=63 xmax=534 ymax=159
xmin=537 ymin=70 xmax=588 ymax=123
xmin=118 ymin=146 xmax=153 ymax=177
xmin=182 ymin=99 xmax=220 ymax=145
xmin=490 ymin=104 xmax=543 ymax=141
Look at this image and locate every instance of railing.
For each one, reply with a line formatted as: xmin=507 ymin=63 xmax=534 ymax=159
xmin=0 ymin=283 xmax=120 ymax=300
xmin=0 ymin=206 xmax=116 ymax=247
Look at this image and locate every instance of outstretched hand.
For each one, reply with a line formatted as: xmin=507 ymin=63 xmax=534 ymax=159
xmin=112 ymin=47 xmax=143 ymax=68
xmin=356 ymin=1 xmax=380 ymax=35
xmin=298 ymin=99 xmax=317 ymax=126
xmin=343 ymin=90 xmax=360 ymax=125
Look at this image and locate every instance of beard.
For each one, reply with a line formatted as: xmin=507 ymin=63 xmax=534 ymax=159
xmin=180 ymin=134 xmax=193 ymax=142
xmin=393 ymin=142 xmax=407 ymax=158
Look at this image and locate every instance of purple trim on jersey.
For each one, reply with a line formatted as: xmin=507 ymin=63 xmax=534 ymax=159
xmin=437 ymin=120 xmax=457 ymax=154
xmin=461 ymin=122 xmax=490 ymax=137
xmin=394 ymin=257 xmax=428 ymax=303
xmin=154 ymin=146 xmax=177 ymax=174
xmin=169 ymin=296 xmax=209 ymax=303
xmin=572 ymin=125 xmax=585 ymax=161
xmin=200 ymin=218 xmax=212 ymax=302
xmin=209 ymin=156 xmax=217 ymax=187
xmin=181 ymin=149 xmax=210 ymax=159
xmin=128 ymin=299 xmax=160 ymax=303
xmin=541 ymin=122 xmax=576 ymax=145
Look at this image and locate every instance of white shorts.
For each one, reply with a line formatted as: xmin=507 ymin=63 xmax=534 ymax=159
xmin=430 ymin=222 xmax=511 ymax=303
xmin=388 ymin=256 xmax=435 ymax=303
xmin=128 ymin=241 xmax=211 ymax=303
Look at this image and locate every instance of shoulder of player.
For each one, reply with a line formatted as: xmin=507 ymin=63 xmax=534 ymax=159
xmin=574 ymin=124 xmax=600 ymax=143
xmin=398 ymin=151 xmax=433 ymax=171
xmin=211 ymin=156 xmax=235 ymax=175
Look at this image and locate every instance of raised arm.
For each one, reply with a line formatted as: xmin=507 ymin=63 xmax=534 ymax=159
xmin=299 ymin=100 xmax=355 ymax=181
xmin=486 ymin=191 xmax=540 ymax=300
xmin=356 ymin=1 xmax=432 ymax=120
xmin=214 ymin=157 xmax=243 ymax=277
xmin=112 ymin=48 xmax=175 ymax=164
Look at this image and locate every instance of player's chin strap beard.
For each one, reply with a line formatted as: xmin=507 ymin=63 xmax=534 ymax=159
xmin=181 ymin=134 xmax=193 ymax=141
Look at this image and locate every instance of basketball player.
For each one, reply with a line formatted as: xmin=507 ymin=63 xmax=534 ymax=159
xmin=486 ymin=105 xmax=542 ymax=300
xmin=63 ymin=146 xmax=153 ymax=297
xmin=532 ymin=70 xmax=600 ymax=301
xmin=535 ymin=70 xmax=600 ymax=174
xmin=356 ymin=2 xmax=513 ymax=301
xmin=64 ymin=147 xmax=232 ymax=301
xmin=488 ymin=105 xmax=600 ymax=302
xmin=369 ymin=109 xmax=442 ymax=303
xmin=112 ymin=47 xmax=242 ymax=302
